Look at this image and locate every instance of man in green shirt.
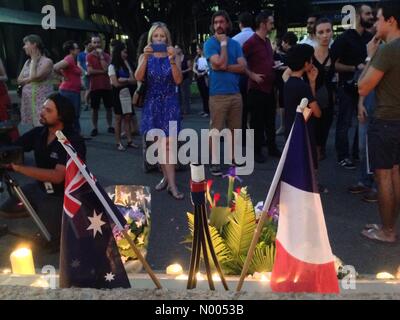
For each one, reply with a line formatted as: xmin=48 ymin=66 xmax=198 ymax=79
xmin=358 ymin=1 xmax=400 ymax=243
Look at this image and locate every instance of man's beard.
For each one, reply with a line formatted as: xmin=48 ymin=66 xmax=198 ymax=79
xmin=216 ymin=28 xmax=225 ymax=34
xmin=361 ymin=18 xmax=374 ymax=29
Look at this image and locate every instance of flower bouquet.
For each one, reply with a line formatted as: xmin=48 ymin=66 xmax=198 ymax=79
xmin=107 ymin=185 xmax=151 ymax=273
xmin=185 ymin=168 xmax=278 ymax=276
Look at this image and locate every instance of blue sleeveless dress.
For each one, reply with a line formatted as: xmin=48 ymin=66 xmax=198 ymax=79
xmin=140 ymin=56 xmax=181 ymax=137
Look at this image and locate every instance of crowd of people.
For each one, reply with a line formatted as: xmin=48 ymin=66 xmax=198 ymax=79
xmin=0 ymin=1 xmax=399 ymax=245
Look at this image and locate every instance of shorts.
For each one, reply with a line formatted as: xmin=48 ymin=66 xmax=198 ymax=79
xmin=209 ymin=93 xmax=243 ymax=131
xmin=90 ymin=89 xmax=113 ymax=110
xmin=82 ymin=75 xmax=90 ymax=90
xmin=368 ymin=118 xmax=400 ymax=170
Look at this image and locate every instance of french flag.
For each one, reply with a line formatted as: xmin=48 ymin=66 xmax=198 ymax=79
xmin=270 ymin=102 xmax=339 ymax=294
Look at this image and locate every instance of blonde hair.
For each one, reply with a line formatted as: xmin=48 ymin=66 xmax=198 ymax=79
xmin=147 ymin=23 xmax=172 ymax=46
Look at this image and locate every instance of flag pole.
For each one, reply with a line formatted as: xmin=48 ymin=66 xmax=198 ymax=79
xmin=236 ymin=99 xmax=309 ymax=292
xmin=56 ymin=131 xmax=163 ymax=290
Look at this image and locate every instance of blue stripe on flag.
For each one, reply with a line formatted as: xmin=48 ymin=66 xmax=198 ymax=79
xmin=281 ymin=113 xmax=318 ymax=194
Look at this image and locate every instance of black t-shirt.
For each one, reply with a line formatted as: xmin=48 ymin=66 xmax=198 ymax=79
xmin=15 ymin=127 xmax=86 ymax=196
xmin=331 ymin=29 xmax=373 ymax=84
xmin=284 ymin=76 xmax=318 ymax=169
xmin=284 ymin=77 xmax=315 ymax=139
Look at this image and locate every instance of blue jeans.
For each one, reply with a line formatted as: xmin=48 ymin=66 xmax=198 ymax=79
xmin=335 ymin=87 xmax=359 ymax=161
xmin=59 ymin=90 xmax=81 ymax=134
xmin=358 ymin=91 xmax=376 ymax=189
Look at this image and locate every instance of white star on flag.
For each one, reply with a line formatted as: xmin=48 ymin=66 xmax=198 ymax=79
xmin=105 ymin=273 xmax=115 ymax=282
xmin=87 ymin=211 xmax=106 ymax=238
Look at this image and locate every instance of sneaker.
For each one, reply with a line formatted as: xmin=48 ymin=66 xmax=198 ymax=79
xmin=338 ymin=159 xmax=356 ymax=170
xmin=363 ymin=190 xmax=378 ymax=203
xmin=348 ymin=184 xmax=370 ymax=194
xmin=91 ymin=129 xmax=98 ymax=137
xmin=210 ymin=165 xmax=223 ymax=177
xmin=255 ymin=152 xmax=267 ymax=164
xmin=108 ymin=127 xmax=115 ymax=134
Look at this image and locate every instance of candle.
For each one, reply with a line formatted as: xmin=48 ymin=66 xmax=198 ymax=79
xmin=376 ymin=272 xmax=395 ymax=280
xmin=175 ymin=274 xmax=189 ymax=281
xmin=196 ymin=272 xmax=205 ymax=281
xmin=10 ymin=248 xmax=35 ymax=275
xmin=212 ymin=273 xmax=221 ymax=282
xmin=166 ymin=264 xmax=183 ymax=276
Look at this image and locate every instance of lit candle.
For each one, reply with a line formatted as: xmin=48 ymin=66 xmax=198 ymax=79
xmin=10 ymin=248 xmax=35 ymax=275
xmin=196 ymin=272 xmax=205 ymax=281
xmin=376 ymin=272 xmax=395 ymax=280
xmin=212 ymin=273 xmax=221 ymax=282
xmin=175 ymin=274 xmax=189 ymax=281
xmin=2 ymin=268 xmax=12 ymax=275
xmin=166 ymin=264 xmax=183 ymax=276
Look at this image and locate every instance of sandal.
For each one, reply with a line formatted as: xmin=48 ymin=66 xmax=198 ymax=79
xmin=155 ymin=178 xmax=168 ymax=192
xmin=361 ymin=227 xmax=396 ymax=244
xmin=364 ymin=224 xmax=381 ymax=231
xmin=127 ymin=141 xmax=140 ymax=149
xmin=167 ymin=187 xmax=185 ymax=201
xmin=117 ymin=143 xmax=126 ymax=151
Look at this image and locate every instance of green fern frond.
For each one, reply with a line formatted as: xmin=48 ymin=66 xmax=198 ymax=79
xmin=224 ymin=190 xmax=257 ymax=259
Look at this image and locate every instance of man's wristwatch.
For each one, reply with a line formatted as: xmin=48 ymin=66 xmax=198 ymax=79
xmin=365 ymin=56 xmax=372 ymax=63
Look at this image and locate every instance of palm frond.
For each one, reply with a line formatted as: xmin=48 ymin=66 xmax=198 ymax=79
xmin=247 ymin=243 xmax=276 ymax=274
xmin=223 ymin=189 xmax=257 ymax=259
xmin=209 ymin=207 xmax=232 ymax=232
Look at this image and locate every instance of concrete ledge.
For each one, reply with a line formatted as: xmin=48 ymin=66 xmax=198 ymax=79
xmin=1 ymin=273 xmax=400 ymax=300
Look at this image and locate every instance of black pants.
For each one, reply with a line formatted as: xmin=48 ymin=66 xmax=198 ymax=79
xmin=196 ymin=76 xmax=209 ymax=114
xmin=240 ymin=76 xmax=249 ymax=146
xmin=0 ymin=183 xmax=63 ymax=240
xmin=315 ymin=106 xmax=334 ymax=152
xmin=247 ymin=89 xmax=277 ymax=153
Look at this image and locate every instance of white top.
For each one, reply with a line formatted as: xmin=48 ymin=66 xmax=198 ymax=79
xmin=300 ymin=35 xmax=334 ymax=48
xmin=108 ymin=64 xmax=116 ymax=77
xmin=196 ymin=56 xmax=208 ymax=72
xmin=232 ymin=27 xmax=255 ymax=47
xmin=299 ymin=36 xmax=318 ymax=48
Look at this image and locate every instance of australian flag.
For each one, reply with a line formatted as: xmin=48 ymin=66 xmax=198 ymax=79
xmin=59 ymin=140 xmax=131 ymax=289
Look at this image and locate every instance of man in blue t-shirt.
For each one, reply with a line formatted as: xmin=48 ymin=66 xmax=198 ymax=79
xmin=204 ymin=10 xmax=246 ymax=176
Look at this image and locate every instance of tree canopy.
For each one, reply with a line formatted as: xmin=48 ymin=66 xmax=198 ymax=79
xmin=89 ymin=0 xmax=311 ymax=54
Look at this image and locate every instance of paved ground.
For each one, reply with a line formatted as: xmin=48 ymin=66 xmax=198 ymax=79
xmin=0 ymin=98 xmax=399 ymax=276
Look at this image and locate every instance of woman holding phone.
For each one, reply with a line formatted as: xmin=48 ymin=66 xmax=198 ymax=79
xmin=135 ymin=22 xmax=184 ymax=200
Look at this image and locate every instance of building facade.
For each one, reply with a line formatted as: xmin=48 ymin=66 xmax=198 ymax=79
xmin=0 ymin=0 xmax=113 ymax=81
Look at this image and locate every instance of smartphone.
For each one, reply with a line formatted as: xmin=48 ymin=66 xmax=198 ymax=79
xmin=151 ymin=43 xmax=167 ymax=53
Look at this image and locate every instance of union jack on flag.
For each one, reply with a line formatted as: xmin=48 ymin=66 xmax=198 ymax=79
xmin=59 ymin=138 xmax=130 ymax=289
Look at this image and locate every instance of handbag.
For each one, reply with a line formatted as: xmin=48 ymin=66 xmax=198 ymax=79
xmin=133 ymin=82 xmax=147 ymax=108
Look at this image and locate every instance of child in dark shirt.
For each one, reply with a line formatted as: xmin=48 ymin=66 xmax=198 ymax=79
xmin=283 ymin=44 xmax=322 ymax=169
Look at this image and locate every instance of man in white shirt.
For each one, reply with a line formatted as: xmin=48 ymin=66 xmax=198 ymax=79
xmin=299 ymin=14 xmax=319 ymax=47
xmin=233 ymin=12 xmax=255 ymax=47
xmin=233 ymin=12 xmax=254 ymax=147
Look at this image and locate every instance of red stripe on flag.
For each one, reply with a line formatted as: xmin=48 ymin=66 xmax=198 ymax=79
xmin=271 ymin=240 xmax=340 ymax=294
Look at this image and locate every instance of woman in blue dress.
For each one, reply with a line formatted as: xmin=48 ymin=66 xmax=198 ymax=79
xmin=135 ymin=23 xmax=184 ymax=200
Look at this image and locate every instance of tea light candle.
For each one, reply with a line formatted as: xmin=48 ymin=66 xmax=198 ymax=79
xmin=10 ymin=248 xmax=35 ymax=275
xmin=166 ymin=264 xmax=183 ymax=276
